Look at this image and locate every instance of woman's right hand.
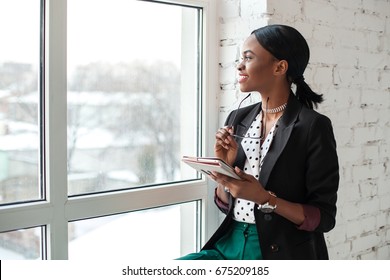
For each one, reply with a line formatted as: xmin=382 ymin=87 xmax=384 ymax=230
xmin=214 ymin=126 xmax=238 ymax=166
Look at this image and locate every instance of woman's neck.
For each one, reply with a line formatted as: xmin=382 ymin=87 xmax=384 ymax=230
xmin=260 ymin=82 xmax=290 ymax=108
xmin=261 ymin=89 xmax=289 ymax=121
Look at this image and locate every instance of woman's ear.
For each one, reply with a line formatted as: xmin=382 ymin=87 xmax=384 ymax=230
xmin=274 ymin=60 xmax=288 ymax=76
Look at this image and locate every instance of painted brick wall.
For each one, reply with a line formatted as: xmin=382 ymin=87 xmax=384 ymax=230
xmin=217 ymin=0 xmax=390 ymax=259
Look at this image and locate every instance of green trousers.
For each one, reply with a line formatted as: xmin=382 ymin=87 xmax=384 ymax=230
xmin=177 ymin=220 xmax=262 ymax=260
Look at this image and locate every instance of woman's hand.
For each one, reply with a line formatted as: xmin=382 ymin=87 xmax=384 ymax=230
xmin=212 ymin=167 xmax=307 ymax=226
xmin=211 ymin=167 xmax=269 ymax=205
xmin=214 ymin=126 xmax=238 ymax=166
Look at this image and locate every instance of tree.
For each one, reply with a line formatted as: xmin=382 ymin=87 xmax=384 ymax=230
xmin=67 ymin=60 xmax=181 ymax=188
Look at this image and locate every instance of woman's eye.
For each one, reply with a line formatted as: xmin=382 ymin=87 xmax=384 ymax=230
xmin=239 ymin=56 xmax=252 ymax=63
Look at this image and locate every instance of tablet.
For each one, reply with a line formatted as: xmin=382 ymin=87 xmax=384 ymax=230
xmin=182 ymin=156 xmax=241 ymax=180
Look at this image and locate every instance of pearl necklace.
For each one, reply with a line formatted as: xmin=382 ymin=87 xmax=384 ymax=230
xmin=262 ymin=102 xmax=287 ymax=114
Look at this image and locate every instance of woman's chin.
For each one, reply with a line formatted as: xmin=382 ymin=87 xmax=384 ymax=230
xmin=239 ymin=86 xmax=251 ymax=93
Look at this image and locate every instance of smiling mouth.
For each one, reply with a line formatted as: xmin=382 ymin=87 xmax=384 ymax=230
xmin=238 ymin=75 xmax=249 ymax=83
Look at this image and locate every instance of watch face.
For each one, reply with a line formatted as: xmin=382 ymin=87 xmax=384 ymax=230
xmin=260 ymin=204 xmax=275 ymax=213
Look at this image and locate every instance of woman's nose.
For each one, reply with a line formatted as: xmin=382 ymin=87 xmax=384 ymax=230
xmin=236 ymin=60 xmax=245 ymax=71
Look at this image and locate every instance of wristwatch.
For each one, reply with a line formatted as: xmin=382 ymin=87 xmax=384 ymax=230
xmin=260 ymin=191 xmax=277 ymax=213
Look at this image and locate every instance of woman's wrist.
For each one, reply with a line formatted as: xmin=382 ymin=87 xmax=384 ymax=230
xmin=257 ymin=190 xmax=272 ymax=205
xmin=216 ymin=184 xmax=229 ymax=203
xmin=257 ymin=191 xmax=278 ymax=213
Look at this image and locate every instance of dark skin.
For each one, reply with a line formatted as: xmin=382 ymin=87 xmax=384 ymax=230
xmin=210 ymin=34 xmax=306 ymax=226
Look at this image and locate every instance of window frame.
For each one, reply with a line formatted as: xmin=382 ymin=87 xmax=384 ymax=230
xmin=0 ymin=0 xmax=219 ymax=259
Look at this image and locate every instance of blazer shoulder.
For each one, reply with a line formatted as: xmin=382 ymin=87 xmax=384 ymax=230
xmin=299 ymin=106 xmax=333 ymax=126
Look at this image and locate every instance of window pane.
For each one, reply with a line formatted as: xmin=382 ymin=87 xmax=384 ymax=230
xmin=67 ymin=0 xmax=202 ymax=195
xmin=0 ymin=227 xmax=43 ymax=260
xmin=69 ymin=201 xmax=199 ymax=260
xmin=0 ymin=0 xmax=41 ymax=204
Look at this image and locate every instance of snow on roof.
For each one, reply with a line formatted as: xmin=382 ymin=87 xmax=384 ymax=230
xmin=0 ymin=132 xmax=38 ymax=150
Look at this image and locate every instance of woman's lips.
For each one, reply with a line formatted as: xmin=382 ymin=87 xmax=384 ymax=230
xmin=238 ymin=75 xmax=249 ymax=83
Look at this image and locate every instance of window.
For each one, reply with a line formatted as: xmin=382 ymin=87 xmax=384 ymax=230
xmin=0 ymin=0 xmax=41 ymax=204
xmin=68 ymin=202 xmax=198 ymax=260
xmin=0 ymin=0 xmax=218 ymax=260
xmin=0 ymin=227 xmax=43 ymax=259
xmin=67 ymin=0 xmax=200 ymax=195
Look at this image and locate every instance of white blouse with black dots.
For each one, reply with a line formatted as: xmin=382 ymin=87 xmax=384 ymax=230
xmin=232 ymin=112 xmax=279 ymax=224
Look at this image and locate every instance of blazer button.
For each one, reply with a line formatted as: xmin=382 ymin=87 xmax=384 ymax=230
xmin=270 ymin=244 xmax=279 ymax=253
xmin=264 ymin=214 xmax=272 ymax=221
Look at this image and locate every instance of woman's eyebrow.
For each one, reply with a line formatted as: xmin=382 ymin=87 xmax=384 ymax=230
xmin=242 ymin=50 xmax=256 ymax=56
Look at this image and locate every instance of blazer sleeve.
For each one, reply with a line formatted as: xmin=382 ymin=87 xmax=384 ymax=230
xmin=305 ymin=114 xmax=339 ymax=233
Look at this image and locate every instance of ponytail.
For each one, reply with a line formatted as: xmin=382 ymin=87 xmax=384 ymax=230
xmin=293 ymin=75 xmax=323 ymax=109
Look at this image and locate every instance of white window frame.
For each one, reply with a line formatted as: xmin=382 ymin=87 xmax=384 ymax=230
xmin=0 ymin=0 xmax=218 ymax=260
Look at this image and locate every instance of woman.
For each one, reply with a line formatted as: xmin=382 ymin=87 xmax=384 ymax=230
xmin=179 ymin=24 xmax=339 ymax=260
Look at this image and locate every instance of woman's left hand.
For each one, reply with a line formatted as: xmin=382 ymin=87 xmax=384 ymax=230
xmin=211 ymin=167 xmax=307 ymax=226
xmin=210 ymin=167 xmax=269 ymax=205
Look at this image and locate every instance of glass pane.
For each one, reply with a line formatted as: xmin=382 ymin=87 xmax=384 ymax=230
xmin=0 ymin=227 xmax=43 ymax=260
xmin=0 ymin=0 xmax=41 ymax=204
xmin=67 ymin=0 xmax=202 ymax=195
xmin=69 ymin=201 xmax=199 ymax=260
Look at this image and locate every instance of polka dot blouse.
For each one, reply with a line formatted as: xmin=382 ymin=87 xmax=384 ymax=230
xmin=233 ymin=112 xmax=279 ymax=224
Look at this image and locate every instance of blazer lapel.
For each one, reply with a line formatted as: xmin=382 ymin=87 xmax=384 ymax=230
xmin=233 ymin=103 xmax=262 ymax=169
xmin=259 ymin=94 xmax=302 ymax=187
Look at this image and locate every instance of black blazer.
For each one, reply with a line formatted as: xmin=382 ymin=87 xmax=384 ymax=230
xmin=203 ymin=94 xmax=339 ymax=259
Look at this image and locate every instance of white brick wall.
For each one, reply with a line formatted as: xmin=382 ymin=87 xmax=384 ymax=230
xmin=217 ymin=0 xmax=390 ymax=259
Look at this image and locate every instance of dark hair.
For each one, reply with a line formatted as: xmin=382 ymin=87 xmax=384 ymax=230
xmin=251 ymin=24 xmax=323 ymax=109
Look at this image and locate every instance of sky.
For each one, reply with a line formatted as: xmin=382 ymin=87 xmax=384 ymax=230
xmin=0 ymin=0 xmax=189 ymax=69
xmin=0 ymin=0 xmax=40 ymax=64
